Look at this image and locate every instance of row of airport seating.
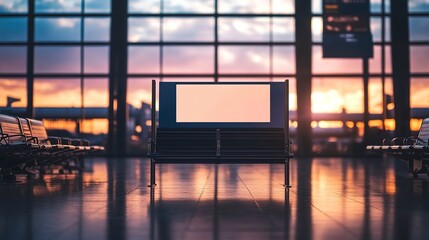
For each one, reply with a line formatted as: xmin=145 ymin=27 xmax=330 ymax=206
xmin=367 ymin=118 xmax=429 ymax=177
xmin=0 ymin=114 xmax=104 ymax=181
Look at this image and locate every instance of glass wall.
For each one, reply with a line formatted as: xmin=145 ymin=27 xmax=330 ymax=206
xmin=1 ymin=0 xmax=428 ymax=154
xmin=126 ymin=0 xmax=296 ymax=152
xmin=409 ymin=0 xmax=429 ymax=131
xmin=0 ymin=0 xmax=110 ymax=145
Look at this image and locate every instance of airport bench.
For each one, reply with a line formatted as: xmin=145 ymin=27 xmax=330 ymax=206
xmin=0 ymin=114 xmax=40 ymax=171
xmin=0 ymin=114 xmax=104 ymax=179
xmin=366 ymin=118 xmax=429 ymax=177
xmin=147 ymin=80 xmax=293 ymax=188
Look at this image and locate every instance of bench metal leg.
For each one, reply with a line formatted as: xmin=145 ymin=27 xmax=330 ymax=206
xmin=284 ymin=160 xmax=291 ymax=188
xmin=408 ymin=158 xmax=420 ymax=179
xmin=148 ymin=159 xmax=156 ymax=188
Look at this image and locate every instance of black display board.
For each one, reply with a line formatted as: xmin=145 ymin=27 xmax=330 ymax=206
xmin=322 ymin=0 xmax=373 ymax=58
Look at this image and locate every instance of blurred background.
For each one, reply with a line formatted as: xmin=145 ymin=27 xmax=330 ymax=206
xmin=0 ymin=0 xmax=428 ymax=155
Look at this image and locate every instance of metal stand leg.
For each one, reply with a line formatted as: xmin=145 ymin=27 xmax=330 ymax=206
xmin=148 ymin=159 xmax=156 ymax=188
xmin=408 ymin=158 xmax=418 ymax=179
xmin=284 ymin=160 xmax=291 ymax=188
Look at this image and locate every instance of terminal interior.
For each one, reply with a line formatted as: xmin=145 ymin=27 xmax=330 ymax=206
xmin=1 ymin=1 xmax=429 ymax=240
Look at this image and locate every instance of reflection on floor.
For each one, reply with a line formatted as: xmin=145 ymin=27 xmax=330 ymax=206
xmin=1 ymin=157 xmax=429 ymax=240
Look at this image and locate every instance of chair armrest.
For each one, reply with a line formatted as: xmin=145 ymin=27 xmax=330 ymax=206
xmin=48 ymin=137 xmax=61 ymax=145
xmin=6 ymin=134 xmax=26 ymax=138
xmin=392 ymin=136 xmax=424 ymax=145
xmin=81 ymin=139 xmax=90 ymax=146
xmin=0 ymin=133 xmax=9 ymax=144
xmin=3 ymin=134 xmax=27 ymax=143
xmin=403 ymin=136 xmax=418 ymax=145
xmin=414 ymin=137 xmax=428 ymax=146
xmin=391 ymin=137 xmax=408 ymax=145
xmin=71 ymin=139 xmax=83 ymax=146
xmin=60 ymin=137 xmax=72 ymax=145
xmin=25 ymin=136 xmax=39 ymax=144
xmin=0 ymin=133 xmax=8 ymax=141
xmin=382 ymin=138 xmax=390 ymax=145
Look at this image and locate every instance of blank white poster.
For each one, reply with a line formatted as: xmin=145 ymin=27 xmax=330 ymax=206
xmin=176 ymin=84 xmax=270 ymax=122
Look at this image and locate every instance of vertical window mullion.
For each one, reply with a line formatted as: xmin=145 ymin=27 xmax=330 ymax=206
xmin=160 ymin=0 xmax=164 ymax=81
xmin=80 ymin=0 xmax=85 ymax=129
xmin=27 ymin=0 xmax=35 ymax=118
xmin=214 ymin=0 xmax=218 ymax=82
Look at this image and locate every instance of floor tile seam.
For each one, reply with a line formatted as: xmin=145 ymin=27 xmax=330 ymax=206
xmin=44 ymin=218 xmax=87 ymax=240
xmin=324 ymin=190 xmax=385 ymax=211
xmin=182 ymin=167 xmax=213 ymax=237
xmin=309 ymin=201 xmax=359 ymax=237
xmin=237 ymin=174 xmax=279 ymax=228
xmin=253 ymin=166 xmax=286 ymax=187
xmin=125 ymin=185 xmax=142 ymax=195
xmin=294 ymin=183 xmax=388 ymax=212
xmin=47 ymin=197 xmax=117 ymax=240
xmin=61 ymin=191 xmax=111 ymax=214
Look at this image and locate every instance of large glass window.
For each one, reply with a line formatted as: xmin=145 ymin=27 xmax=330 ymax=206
xmin=163 ymin=46 xmax=214 ymax=73
xmin=0 ymin=0 xmax=111 ymax=141
xmin=369 ymin=78 xmax=393 ymax=114
xmin=84 ymin=18 xmax=110 ymax=42
xmin=409 ymin=0 xmax=429 ymax=12
xmin=0 ymin=17 xmax=27 ymax=42
xmin=127 ymin=0 xmax=296 ymax=80
xmin=0 ymin=78 xmax=27 ymax=107
xmin=128 ymin=17 xmax=159 ymax=42
xmin=411 ymin=78 xmax=429 ymax=108
xmin=410 ymin=46 xmax=429 ymax=73
xmin=219 ymin=18 xmax=271 ymax=42
xmin=312 ymin=47 xmax=362 ymax=74
xmin=35 ymin=0 xmax=81 ymax=13
xmin=126 ymin=0 xmax=296 ymax=152
xmin=163 ymin=18 xmax=214 ymax=42
xmin=128 ymin=46 xmax=160 ymax=74
xmin=312 ymin=78 xmax=364 ymax=114
xmin=1 ymin=0 xmax=427 ymax=153
xmin=34 ymin=46 xmax=81 ymax=73
xmin=34 ymin=78 xmax=82 ymax=107
xmin=0 ymin=46 xmax=26 ymax=73
xmin=219 ymin=46 xmax=270 ymax=74
xmin=310 ymin=0 xmax=393 ymax=139
xmin=410 ymin=17 xmax=429 ymax=41
xmin=409 ymin=1 xmax=429 ymax=118
xmin=219 ymin=0 xmax=294 ymax=14
xmin=35 ymin=18 xmax=81 ymax=42
xmin=0 ymin=0 xmax=28 ymax=13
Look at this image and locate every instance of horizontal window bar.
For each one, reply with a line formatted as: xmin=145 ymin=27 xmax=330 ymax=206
xmin=127 ymin=13 xmax=295 ymax=17
xmin=128 ymin=42 xmax=295 ymax=46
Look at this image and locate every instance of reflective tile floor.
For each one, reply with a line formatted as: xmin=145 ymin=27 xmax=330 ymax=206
xmin=1 ymin=157 xmax=429 ymax=240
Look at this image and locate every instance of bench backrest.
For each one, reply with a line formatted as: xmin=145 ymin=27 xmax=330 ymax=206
xmin=13 ymin=118 xmax=51 ymax=145
xmin=0 ymin=114 xmax=26 ymax=143
xmin=152 ymin=81 xmax=290 ymax=154
xmin=417 ymin=118 xmax=429 ymax=145
xmin=18 ymin=117 xmax=32 ymax=139
xmin=27 ymin=119 xmax=50 ymax=144
xmin=158 ymin=81 xmax=288 ymax=129
xmin=17 ymin=117 xmax=52 ymax=145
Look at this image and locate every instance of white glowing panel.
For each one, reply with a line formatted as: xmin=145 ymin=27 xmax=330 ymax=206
xmin=176 ymin=84 xmax=270 ymax=122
